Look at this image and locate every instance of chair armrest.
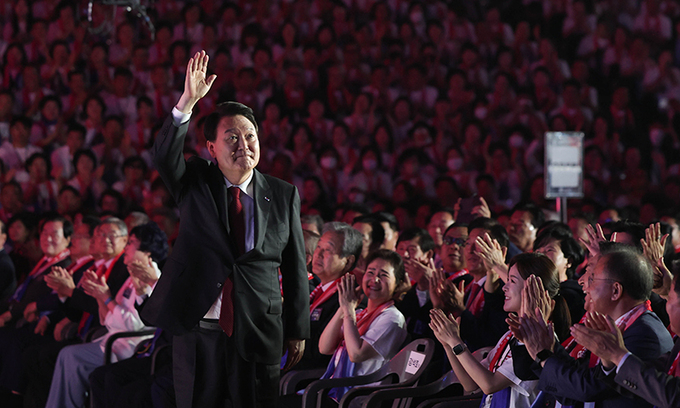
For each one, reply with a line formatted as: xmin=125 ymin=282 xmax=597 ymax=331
xmin=150 ymin=343 xmax=171 ymax=376
xmin=416 ymin=392 xmax=483 ymax=408
xmin=280 ymin=368 xmax=327 ymax=395
xmin=302 ymin=371 xmax=395 ymax=408
xmin=338 ymin=372 xmax=434 ymax=407
xmin=85 ymin=326 xmax=108 ymax=342
xmin=362 ymin=381 xmax=464 ymax=408
xmin=103 ymin=329 xmax=157 ymax=365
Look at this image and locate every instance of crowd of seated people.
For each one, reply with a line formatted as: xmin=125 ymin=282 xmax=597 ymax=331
xmin=0 ymin=0 xmax=677 ymax=408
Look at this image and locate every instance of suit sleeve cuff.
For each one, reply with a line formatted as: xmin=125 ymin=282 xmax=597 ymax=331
xmin=615 ymin=352 xmax=633 ymax=374
xmin=172 ymin=107 xmax=191 ymax=126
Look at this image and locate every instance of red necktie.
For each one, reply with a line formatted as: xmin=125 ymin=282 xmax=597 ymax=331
xmin=219 ymin=187 xmax=245 ymax=336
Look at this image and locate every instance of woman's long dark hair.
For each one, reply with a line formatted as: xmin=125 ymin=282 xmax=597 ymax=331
xmin=509 ymin=252 xmax=572 ymax=342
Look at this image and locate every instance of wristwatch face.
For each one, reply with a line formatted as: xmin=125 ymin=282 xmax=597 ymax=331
xmin=535 ymin=349 xmax=553 ymax=363
xmin=453 ymin=344 xmax=466 ymax=355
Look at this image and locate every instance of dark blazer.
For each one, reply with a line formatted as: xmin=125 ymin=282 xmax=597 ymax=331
xmin=613 ymin=339 xmax=680 ymax=408
xmin=7 ymin=257 xmax=71 ymax=322
xmin=296 ymin=292 xmax=339 ymax=370
xmin=459 ymin=282 xmax=508 ymax=352
xmin=538 ymin=310 xmax=674 ymax=408
xmin=0 ymin=249 xmax=16 ymax=302
xmin=141 ymin=116 xmax=309 ymax=365
xmin=36 ymin=257 xmax=96 ymax=314
xmin=63 ymin=255 xmax=129 ymax=323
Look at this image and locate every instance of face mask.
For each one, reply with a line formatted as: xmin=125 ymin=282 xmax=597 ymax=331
xmin=363 ymin=158 xmax=378 ymax=171
xmin=320 ymin=156 xmax=337 ymax=169
xmin=447 ymin=157 xmax=464 ymax=171
xmin=474 ymin=107 xmax=488 ymax=120
xmin=410 ymin=11 xmax=423 ymax=24
xmin=509 ymin=134 xmax=524 ymax=148
xmin=650 ymin=128 xmax=664 ymax=147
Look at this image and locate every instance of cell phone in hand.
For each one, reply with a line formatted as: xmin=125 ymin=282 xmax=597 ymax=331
xmin=456 ymin=196 xmax=481 ymax=224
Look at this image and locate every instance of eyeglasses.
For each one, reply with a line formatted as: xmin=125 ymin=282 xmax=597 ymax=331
xmin=587 ymin=275 xmax=621 ymax=286
xmin=95 ymin=233 xmax=126 ymax=241
xmin=442 ymin=236 xmax=467 ymax=247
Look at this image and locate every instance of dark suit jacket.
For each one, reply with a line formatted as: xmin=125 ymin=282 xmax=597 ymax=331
xmin=0 ymin=249 xmax=16 ymax=302
xmin=459 ymin=282 xmax=508 ymax=352
xmin=613 ymin=338 xmax=680 ymax=408
xmin=141 ymin=115 xmax=309 ymax=365
xmin=296 ymin=292 xmax=338 ymax=370
xmin=62 ymin=255 xmax=129 ymax=324
xmin=36 ymin=257 xmax=96 ymax=315
xmin=7 ymin=257 xmax=71 ymax=323
xmin=538 ymin=311 xmax=674 ymax=408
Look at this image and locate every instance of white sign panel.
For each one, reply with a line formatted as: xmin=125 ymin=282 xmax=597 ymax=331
xmin=405 ymin=351 xmax=426 ymax=375
xmin=545 ymin=132 xmax=584 ymax=198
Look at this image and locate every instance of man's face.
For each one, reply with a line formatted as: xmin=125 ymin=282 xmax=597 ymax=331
xmin=396 ymin=237 xmax=429 ymax=265
xmin=40 ymin=221 xmax=70 ymax=257
xmin=207 ymin=115 xmax=260 ymax=183
xmin=427 ymin=211 xmax=454 ymax=247
xmin=464 ymin=228 xmax=487 ymax=274
xmin=96 ymin=223 xmax=128 ymax=259
xmin=312 ymin=232 xmax=349 ymax=282
xmin=584 ymin=257 xmax=617 ymax=316
xmin=70 ymin=223 xmax=91 ymax=258
xmin=381 ymin=222 xmax=398 ymax=251
xmin=508 ymin=210 xmax=536 ymax=251
xmin=441 ymin=226 xmax=468 ymax=272
xmin=353 ymin=222 xmax=372 ymax=259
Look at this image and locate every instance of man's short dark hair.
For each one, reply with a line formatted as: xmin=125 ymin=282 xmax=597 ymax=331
xmin=203 ymin=102 xmax=258 ymax=142
xmin=10 ymin=115 xmax=32 ymax=130
xmin=372 ymin=211 xmax=399 ymax=233
xmin=130 ymin=222 xmax=169 ymax=263
xmin=300 ymin=214 xmax=324 ymax=235
xmin=40 ymin=213 xmax=74 ymax=238
xmin=73 ymin=149 xmax=97 ymax=169
xmin=397 ymin=228 xmax=435 ymax=254
xmin=600 ymin=246 xmax=653 ymax=301
xmin=81 ymin=215 xmax=101 ymax=237
xmin=534 ymin=223 xmax=585 ymax=278
xmin=512 ymin=203 xmax=545 ymax=229
xmin=59 ymin=185 xmax=81 ymax=198
xmin=468 ymin=217 xmax=509 ymax=248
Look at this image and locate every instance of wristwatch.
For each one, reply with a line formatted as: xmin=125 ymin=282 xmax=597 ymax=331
xmin=534 ymin=349 xmax=553 ymax=365
xmin=452 ymin=343 xmax=467 ymax=355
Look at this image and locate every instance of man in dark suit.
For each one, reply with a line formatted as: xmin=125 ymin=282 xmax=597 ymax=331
xmin=0 ymin=213 xmax=73 ymax=401
xmin=297 ymin=222 xmax=362 ymax=370
xmin=21 ymin=217 xmax=129 ymax=408
xmin=140 ymin=51 xmax=309 ymax=408
xmin=519 ymin=246 xmax=673 ymax=408
xmin=0 ymin=219 xmax=16 ymax=302
xmin=569 ymin=273 xmax=680 ymax=408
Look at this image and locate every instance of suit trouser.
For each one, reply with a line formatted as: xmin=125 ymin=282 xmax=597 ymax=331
xmin=173 ymin=324 xmax=279 ymax=408
xmin=45 ymin=341 xmax=103 ymax=408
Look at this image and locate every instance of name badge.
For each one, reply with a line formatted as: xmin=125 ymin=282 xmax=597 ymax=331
xmin=311 ymin=308 xmax=322 ymax=322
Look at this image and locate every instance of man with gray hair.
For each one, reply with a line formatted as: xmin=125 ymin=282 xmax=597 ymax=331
xmin=295 ymin=222 xmax=363 ymax=370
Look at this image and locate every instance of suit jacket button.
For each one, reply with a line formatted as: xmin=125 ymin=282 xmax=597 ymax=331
xmin=217 ymin=282 xmax=222 ymax=288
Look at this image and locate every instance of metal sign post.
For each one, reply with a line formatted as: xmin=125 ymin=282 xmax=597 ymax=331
xmin=544 ymin=132 xmax=584 ymax=223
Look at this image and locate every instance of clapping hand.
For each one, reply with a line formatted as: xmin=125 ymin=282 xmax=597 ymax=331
xmin=640 ymin=222 xmax=673 ymax=294
xmin=515 ymin=308 xmax=555 ymax=360
xmin=428 ymin=268 xmax=465 ymax=314
xmin=429 ymin=308 xmax=462 ymax=349
xmin=580 ymin=223 xmax=613 ymax=257
xmin=44 ymin=266 xmax=76 ymax=298
xmin=337 ymin=273 xmax=362 ymax=319
xmin=570 ymin=312 xmax=627 ymax=369
xmin=81 ymin=270 xmax=111 ymax=303
xmin=475 ymin=233 xmax=508 ymax=280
